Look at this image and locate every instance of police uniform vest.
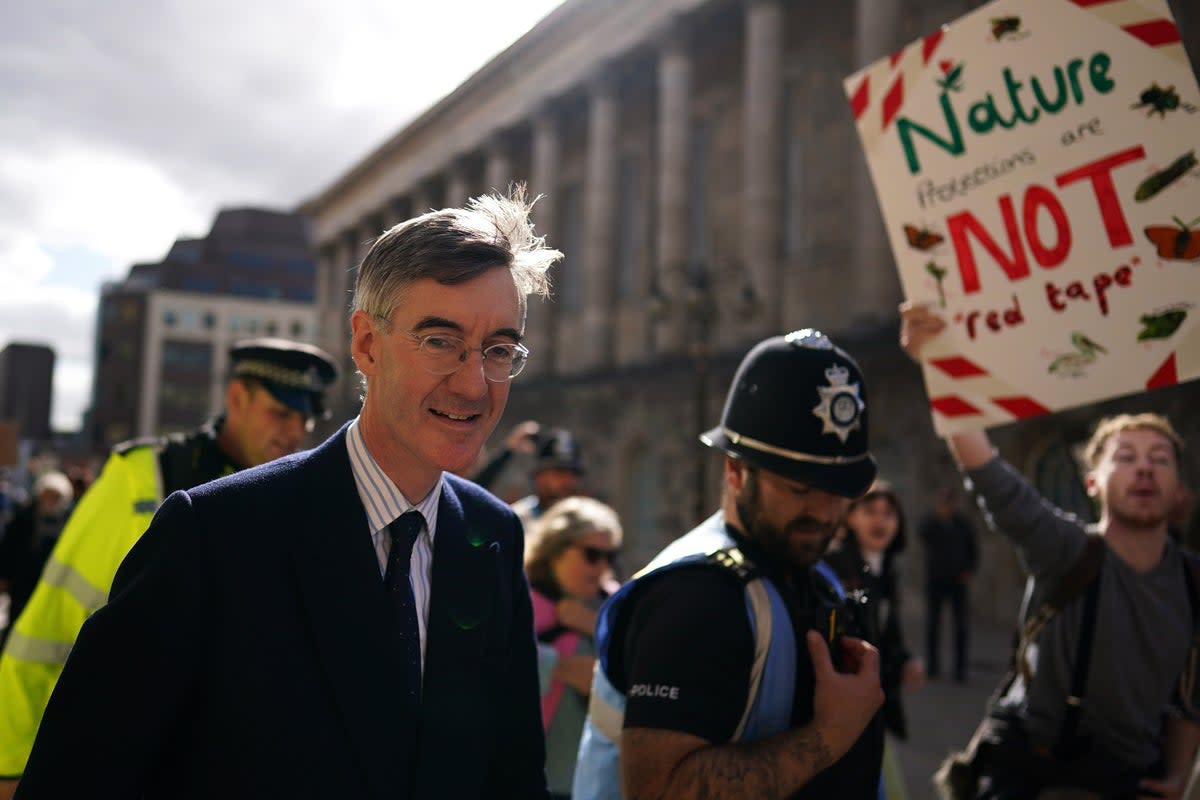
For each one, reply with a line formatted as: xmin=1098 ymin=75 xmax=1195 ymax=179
xmin=572 ymin=512 xmax=851 ymax=800
xmin=0 ymin=422 xmax=239 ymax=778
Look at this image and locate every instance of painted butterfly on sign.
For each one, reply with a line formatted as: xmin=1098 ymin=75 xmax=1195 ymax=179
xmin=903 ymin=224 xmax=944 ymax=251
xmin=1144 ymin=216 xmax=1200 ymax=261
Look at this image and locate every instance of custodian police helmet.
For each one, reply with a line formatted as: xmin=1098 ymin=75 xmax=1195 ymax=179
xmin=229 ymin=338 xmax=339 ymax=420
xmin=700 ymin=328 xmax=876 ymax=498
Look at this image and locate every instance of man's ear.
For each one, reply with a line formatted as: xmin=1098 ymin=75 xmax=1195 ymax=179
xmin=1084 ymin=469 xmax=1100 ymax=498
xmin=225 ymin=378 xmax=249 ymax=416
xmin=351 ymin=309 xmax=380 ymax=377
xmin=724 ymin=455 xmax=747 ymax=492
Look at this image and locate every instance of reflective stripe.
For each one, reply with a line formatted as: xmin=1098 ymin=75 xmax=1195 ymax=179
xmin=39 ymin=558 xmax=108 ymax=612
xmin=733 ymin=579 xmax=773 ymax=739
xmin=708 ymin=426 xmax=872 ymax=465
xmin=587 ymin=665 xmax=625 ymax=745
xmin=4 ymin=630 xmax=72 ymax=664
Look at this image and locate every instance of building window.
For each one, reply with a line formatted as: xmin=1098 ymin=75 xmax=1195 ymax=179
xmin=158 ymin=340 xmax=214 ymax=428
xmin=265 ymin=320 xmax=278 ymax=336
xmin=558 ymin=184 xmax=584 ymax=312
xmin=203 ymin=312 xmax=216 ymax=330
xmin=163 ymin=309 xmax=177 ymax=327
xmin=290 ymin=320 xmax=306 ymax=338
xmin=687 ymin=119 xmax=710 ymax=280
xmin=616 ymin=155 xmax=644 ymax=301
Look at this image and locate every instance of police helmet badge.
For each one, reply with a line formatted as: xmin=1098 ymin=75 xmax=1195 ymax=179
xmin=812 ymin=364 xmax=865 ymax=443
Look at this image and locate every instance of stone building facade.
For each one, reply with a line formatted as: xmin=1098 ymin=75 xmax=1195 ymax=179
xmin=303 ymin=0 xmax=1200 ymax=622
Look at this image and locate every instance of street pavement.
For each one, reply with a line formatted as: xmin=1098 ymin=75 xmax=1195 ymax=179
xmin=890 ymin=600 xmax=1015 ymax=799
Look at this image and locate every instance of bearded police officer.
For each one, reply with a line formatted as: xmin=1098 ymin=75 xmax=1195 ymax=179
xmin=574 ymin=329 xmax=885 ymax=800
xmin=0 ymin=337 xmax=337 ymax=796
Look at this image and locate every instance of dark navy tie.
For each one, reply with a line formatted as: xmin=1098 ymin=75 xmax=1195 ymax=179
xmin=386 ymin=511 xmax=424 ymax=700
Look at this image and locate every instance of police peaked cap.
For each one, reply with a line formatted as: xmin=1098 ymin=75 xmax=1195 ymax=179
xmin=229 ymin=337 xmax=338 ymax=419
xmin=533 ymin=428 xmax=584 ymax=475
xmin=700 ymin=329 xmax=876 ymax=498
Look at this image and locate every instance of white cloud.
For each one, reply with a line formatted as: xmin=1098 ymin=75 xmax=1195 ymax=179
xmin=0 ymin=0 xmax=565 ymax=434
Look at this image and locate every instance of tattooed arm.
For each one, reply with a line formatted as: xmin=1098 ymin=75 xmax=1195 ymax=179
xmin=620 ymin=632 xmax=883 ymax=800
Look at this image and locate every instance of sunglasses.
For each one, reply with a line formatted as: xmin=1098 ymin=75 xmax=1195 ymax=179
xmin=575 ymin=545 xmax=619 ymax=566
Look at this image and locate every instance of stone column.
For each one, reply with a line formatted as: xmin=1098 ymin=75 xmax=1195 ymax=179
xmin=485 ymin=135 xmax=513 ymax=195
xmin=381 ymin=196 xmax=411 ymax=230
xmin=444 ymin=162 xmax=471 ymax=208
xmin=527 ymin=109 xmax=560 ymax=376
xmin=410 ymin=182 xmax=434 ymax=216
xmin=656 ymin=26 xmax=691 ymax=353
xmin=582 ymin=73 xmax=619 ymax=370
xmin=338 ymin=228 xmax=369 ymax=418
xmin=854 ymin=0 xmax=903 ymax=322
xmin=742 ymin=0 xmax=785 ymax=334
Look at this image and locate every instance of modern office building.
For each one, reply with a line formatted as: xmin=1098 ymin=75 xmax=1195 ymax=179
xmin=89 ymin=208 xmax=319 ymax=449
xmin=0 ymin=343 xmax=55 ymax=442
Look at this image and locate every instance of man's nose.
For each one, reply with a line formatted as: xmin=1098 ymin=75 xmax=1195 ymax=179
xmin=445 ymin=349 xmax=489 ymax=398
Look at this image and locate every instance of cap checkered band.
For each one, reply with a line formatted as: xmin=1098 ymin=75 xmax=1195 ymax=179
xmin=233 ymin=360 xmax=325 ymax=392
xmin=706 ymin=426 xmax=871 ymax=465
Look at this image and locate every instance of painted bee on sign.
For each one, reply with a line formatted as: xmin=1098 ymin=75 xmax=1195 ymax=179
xmin=1133 ymin=83 xmax=1180 ymax=118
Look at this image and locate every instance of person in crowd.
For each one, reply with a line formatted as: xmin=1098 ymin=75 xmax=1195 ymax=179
xmin=513 ymin=429 xmax=585 ymax=529
xmin=825 ymin=480 xmax=925 ymax=800
xmin=470 ymin=419 xmax=542 ymax=484
xmin=0 ymin=471 xmax=74 ymax=648
xmin=0 ymin=338 xmax=337 ymax=798
xmin=473 ymin=423 xmax=585 ymax=530
xmin=902 ymin=302 xmax=1199 ymax=800
xmin=525 ymin=496 xmax=622 ymax=799
xmin=14 ymin=189 xmax=560 ymax=800
xmin=573 ymin=328 xmax=885 ymax=799
xmin=919 ymin=486 xmax=978 ymax=683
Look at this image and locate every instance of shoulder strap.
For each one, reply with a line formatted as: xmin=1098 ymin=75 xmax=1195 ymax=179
xmin=1176 ymin=550 xmax=1200 ymax=716
xmin=1052 ymin=560 xmax=1102 ymax=759
xmin=1014 ymin=532 xmax=1106 ymax=686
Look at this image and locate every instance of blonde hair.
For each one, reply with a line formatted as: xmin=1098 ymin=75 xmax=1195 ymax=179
xmin=525 ymin=497 xmax=622 ymax=592
xmin=1083 ymin=413 xmax=1184 ymax=469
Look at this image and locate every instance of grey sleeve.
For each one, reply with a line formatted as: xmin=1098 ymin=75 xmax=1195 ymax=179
xmin=963 ymin=457 xmax=1086 ymax=580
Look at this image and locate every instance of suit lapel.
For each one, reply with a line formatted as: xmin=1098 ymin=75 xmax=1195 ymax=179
xmin=288 ymin=427 xmax=417 ymax=799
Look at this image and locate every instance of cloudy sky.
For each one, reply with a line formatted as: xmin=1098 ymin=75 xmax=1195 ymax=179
xmin=0 ymin=0 xmax=564 ymax=432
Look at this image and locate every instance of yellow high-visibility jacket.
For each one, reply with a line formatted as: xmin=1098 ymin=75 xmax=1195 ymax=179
xmin=0 ymin=425 xmax=237 ymax=777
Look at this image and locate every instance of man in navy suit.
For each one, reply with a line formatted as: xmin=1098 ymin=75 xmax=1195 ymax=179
xmin=17 ymin=189 xmax=561 ymax=799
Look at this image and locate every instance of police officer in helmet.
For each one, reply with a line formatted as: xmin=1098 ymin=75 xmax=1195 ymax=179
xmin=574 ymin=329 xmax=884 ymax=799
xmin=0 ymin=337 xmax=337 ymax=797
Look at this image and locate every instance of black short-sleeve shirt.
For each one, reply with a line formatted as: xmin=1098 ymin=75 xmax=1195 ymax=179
xmin=612 ymin=560 xmax=885 ymax=798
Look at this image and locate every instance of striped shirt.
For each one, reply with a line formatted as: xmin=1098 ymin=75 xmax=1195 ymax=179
xmin=345 ymin=417 xmax=442 ymax=674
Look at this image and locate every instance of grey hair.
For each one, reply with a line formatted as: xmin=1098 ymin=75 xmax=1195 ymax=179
xmin=353 ymin=184 xmax=559 ymax=329
xmin=524 ymin=496 xmax=623 ymax=589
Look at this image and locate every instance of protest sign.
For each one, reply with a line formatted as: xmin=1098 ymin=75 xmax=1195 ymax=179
xmin=845 ymin=0 xmax=1200 ymax=433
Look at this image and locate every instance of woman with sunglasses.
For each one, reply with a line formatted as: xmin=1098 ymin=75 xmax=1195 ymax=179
xmin=524 ymin=496 xmax=623 ymax=800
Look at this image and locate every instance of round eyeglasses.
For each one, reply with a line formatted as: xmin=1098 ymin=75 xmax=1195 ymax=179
xmin=404 ymin=331 xmax=530 ymax=382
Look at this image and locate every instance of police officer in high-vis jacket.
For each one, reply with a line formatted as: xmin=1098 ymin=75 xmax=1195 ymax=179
xmin=0 ymin=338 xmax=336 ymax=796
xmin=574 ymin=329 xmax=885 ymax=800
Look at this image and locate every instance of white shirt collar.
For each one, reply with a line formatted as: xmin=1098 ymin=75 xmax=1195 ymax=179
xmin=345 ymin=417 xmax=442 ymax=540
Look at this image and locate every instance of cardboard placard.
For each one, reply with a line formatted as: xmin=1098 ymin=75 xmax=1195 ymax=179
xmin=845 ymin=0 xmax=1200 ymax=433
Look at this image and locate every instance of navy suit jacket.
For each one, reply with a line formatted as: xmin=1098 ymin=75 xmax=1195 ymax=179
xmin=18 ymin=425 xmax=549 ymax=799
